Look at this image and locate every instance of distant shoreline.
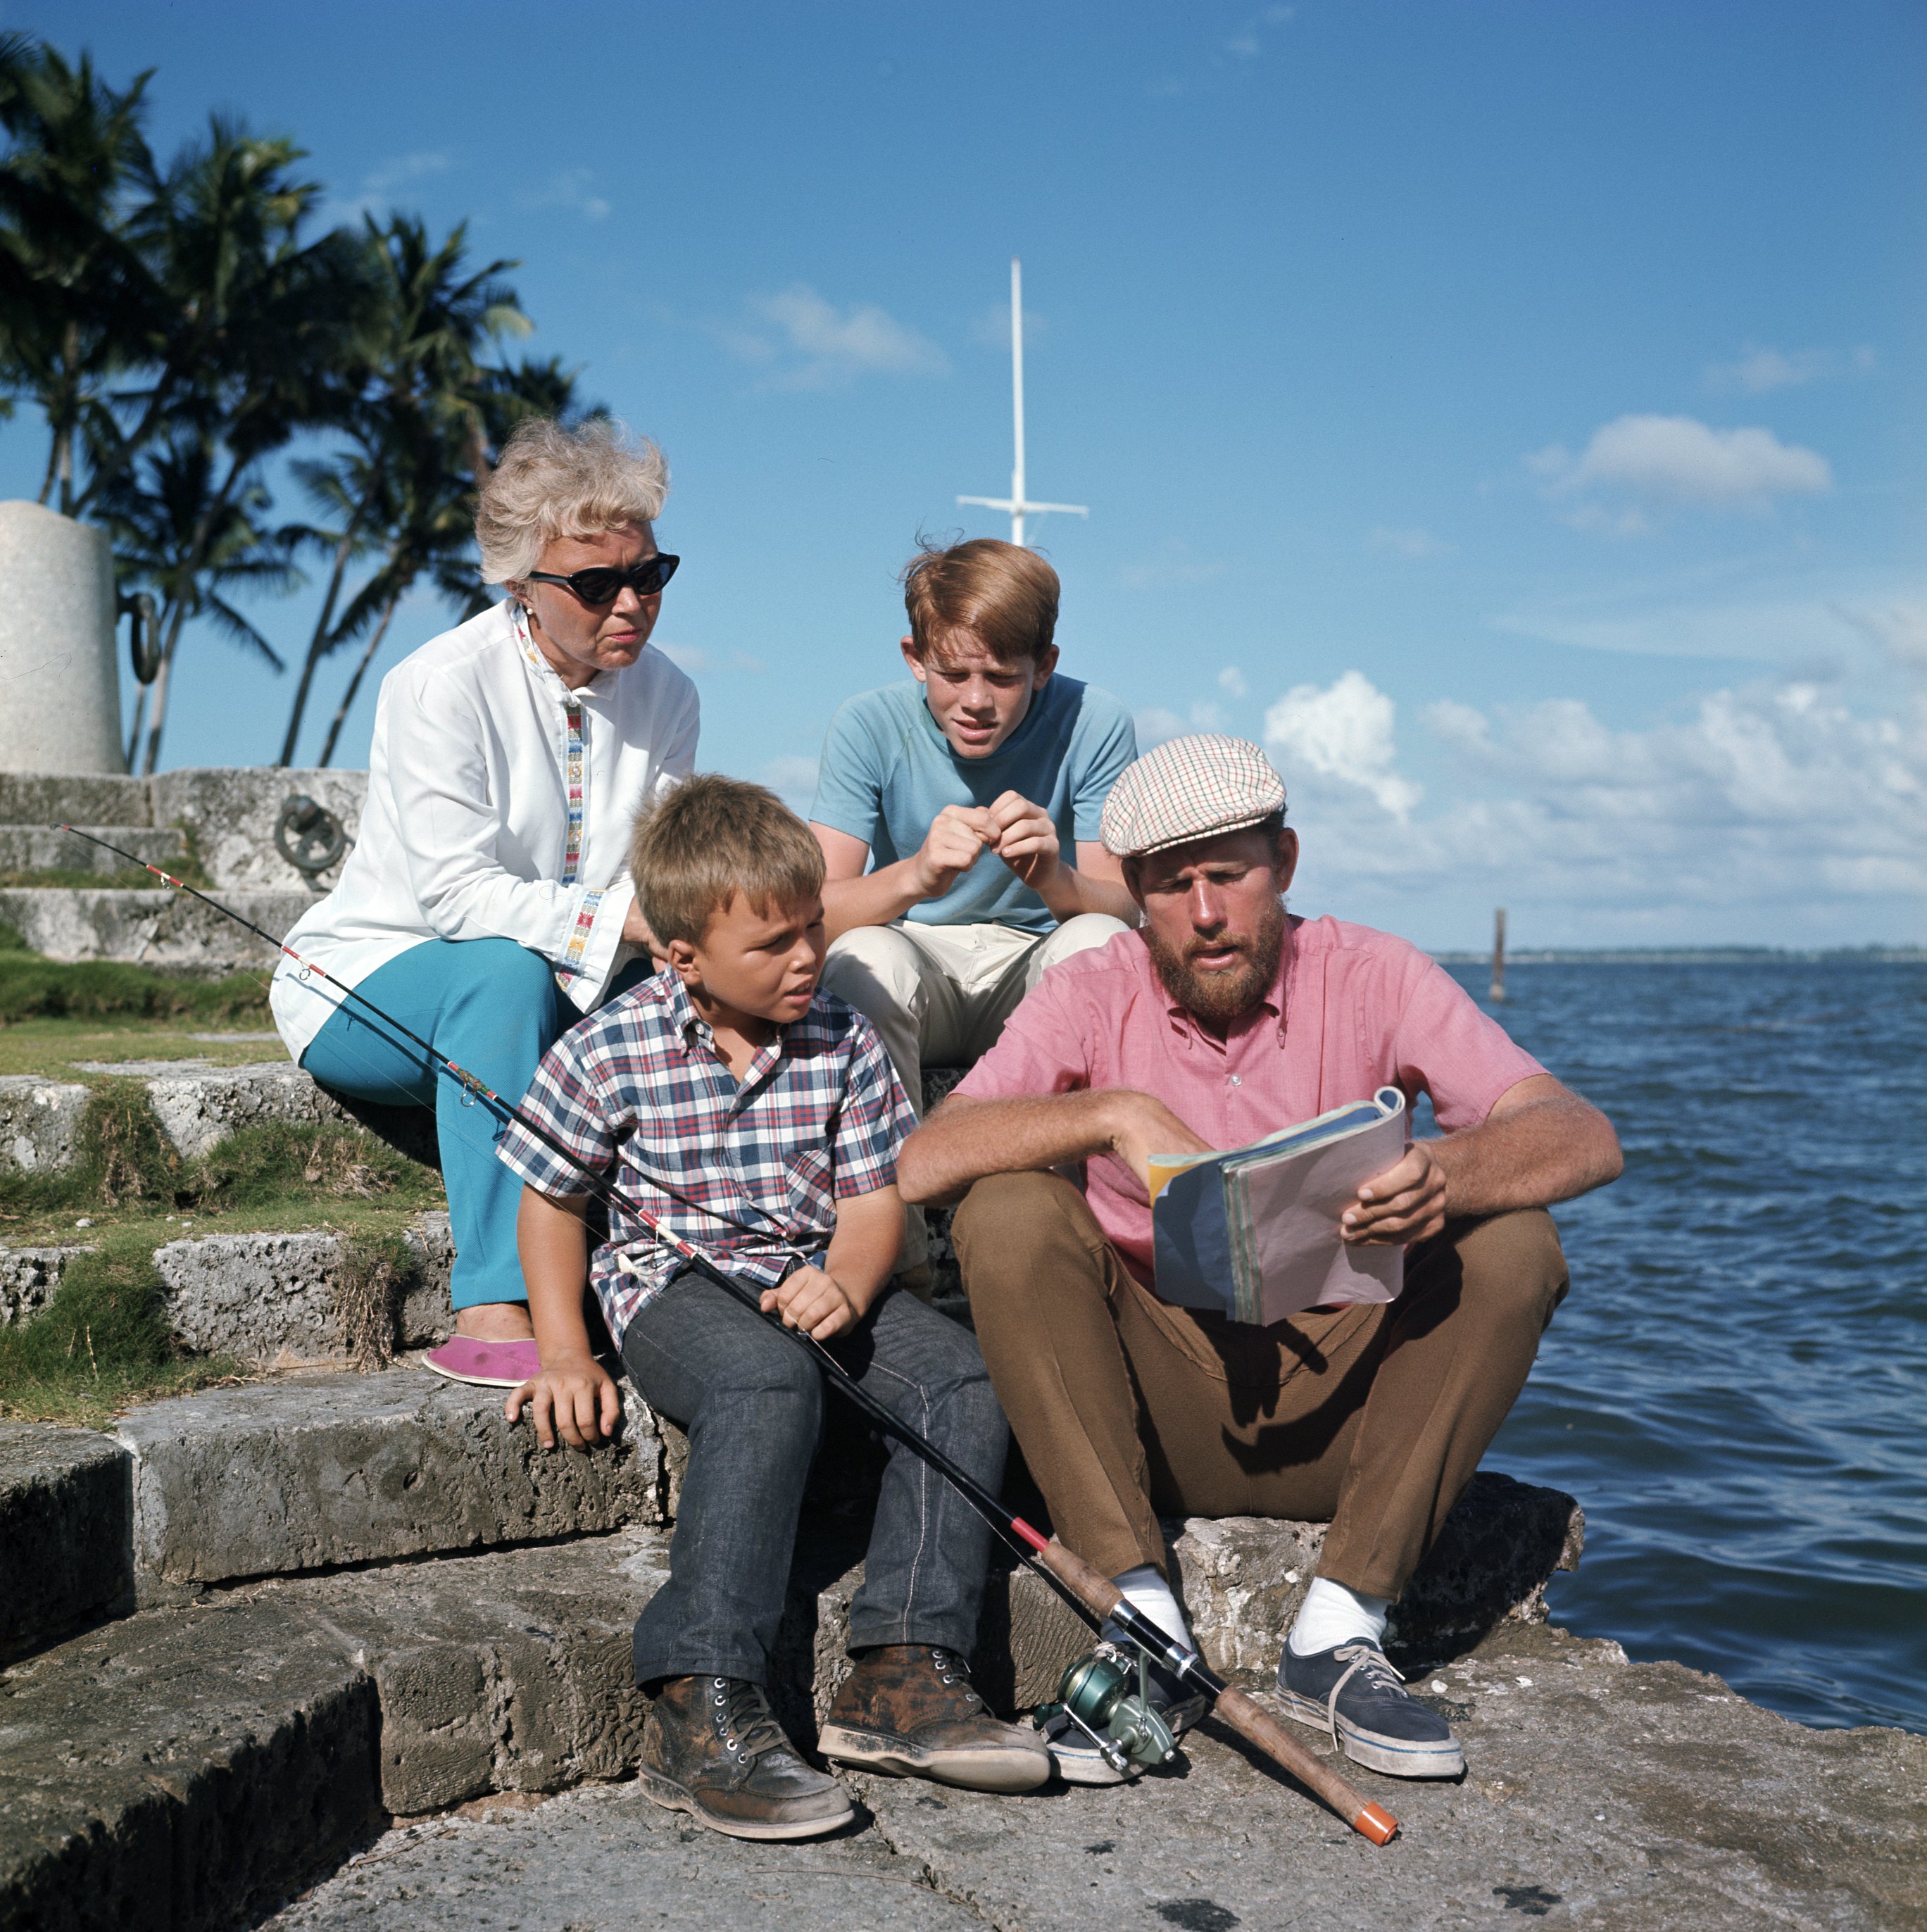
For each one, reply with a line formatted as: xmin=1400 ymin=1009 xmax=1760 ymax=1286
xmin=1429 ymin=946 xmax=1926 ymax=964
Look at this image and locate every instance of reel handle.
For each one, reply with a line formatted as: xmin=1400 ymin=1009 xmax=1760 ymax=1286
xmin=1031 ymin=1538 xmax=1397 ymax=1846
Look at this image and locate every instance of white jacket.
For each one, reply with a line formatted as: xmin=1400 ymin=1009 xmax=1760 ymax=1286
xmin=270 ymin=598 xmax=699 ymax=1058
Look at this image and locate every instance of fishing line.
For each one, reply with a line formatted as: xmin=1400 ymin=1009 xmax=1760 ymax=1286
xmin=53 ymin=822 xmax=1398 ymax=1844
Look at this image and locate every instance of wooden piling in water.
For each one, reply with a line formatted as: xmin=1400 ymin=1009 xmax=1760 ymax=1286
xmin=1490 ymin=908 xmax=1507 ymax=1003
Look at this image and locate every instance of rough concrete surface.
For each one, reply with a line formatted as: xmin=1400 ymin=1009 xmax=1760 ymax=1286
xmin=0 ymin=1243 xmax=90 ymax=1326
xmin=71 ymin=1058 xmax=343 ymax=1160
xmin=111 ymin=1367 xmax=663 ymax=1593
xmin=0 ymin=887 xmax=310 ymax=968
xmin=0 ymin=1074 xmax=88 ymax=1174
xmin=0 ymin=772 xmax=152 ymax=829
xmin=153 ymin=1216 xmax=453 ymax=1364
xmin=149 ymin=769 xmax=365 ymax=896
xmin=0 ymin=824 xmax=187 ymax=874
xmin=0 ymin=1424 xmax=132 ymax=1664
xmin=261 ymin=1626 xmax=1927 ymax=1932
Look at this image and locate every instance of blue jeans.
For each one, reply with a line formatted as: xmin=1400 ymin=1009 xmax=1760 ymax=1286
xmin=299 ymin=939 xmax=576 ymax=1310
xmin=622 ymin=1268 xmax=1009 ymax=1688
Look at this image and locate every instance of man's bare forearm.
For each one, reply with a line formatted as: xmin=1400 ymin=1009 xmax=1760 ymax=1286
xmin=1431 ymin=1086 xmax=1622 ymax=1219
xmin=1034 ymin=863 xmax=1140 ymax=927
xmin=898 ymin=1091 xmax=1126 ymax=1205
xmin=821 ymin=860 xmax=931 ymax=939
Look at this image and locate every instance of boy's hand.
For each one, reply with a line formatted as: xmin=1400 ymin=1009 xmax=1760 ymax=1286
xmin=762 ymin=1265 xmax=867 ymax=1341
xmin=911 ymin=805 xmax=992 ymax=901
xmin=505 ymin=1352 xmax=621 ymax=1450
xmin=984 ymin=791 xmax=1060 ymax=891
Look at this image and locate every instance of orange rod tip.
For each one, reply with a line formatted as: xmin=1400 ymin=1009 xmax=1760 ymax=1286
xmin=1355 ymin=1803 xmax=1398 ymax=1845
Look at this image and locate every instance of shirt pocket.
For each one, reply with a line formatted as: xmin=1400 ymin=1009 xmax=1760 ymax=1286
xmin=782 ymin=1145 xmax=834 ymax=1219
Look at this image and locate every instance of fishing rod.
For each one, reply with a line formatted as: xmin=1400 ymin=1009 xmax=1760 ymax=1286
xmin=56 ymin=822 xmax=1399 ymax=1845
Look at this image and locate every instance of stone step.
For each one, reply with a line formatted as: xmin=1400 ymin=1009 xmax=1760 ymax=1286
xmin=112 ymin=1366 xmax=665 ymax=1600
xmin=0 ymin=886 xmax=315 ymax=969
xmin=155 ymin=1216 xmax=454 ymax=1365
xmin=0 ymin=1426 xmax=134 ymax=1666
xmin=0 ymin=1472 xmax=1582 ymax=1931
xmin=0 ymin=767 xmax=368 ymax=893
xmin=0 ymin=824 xmax=187 ymax=876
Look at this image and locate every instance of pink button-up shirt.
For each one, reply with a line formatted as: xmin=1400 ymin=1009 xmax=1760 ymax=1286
xmin=953 ymin=915 xmax=1547 ymax=1292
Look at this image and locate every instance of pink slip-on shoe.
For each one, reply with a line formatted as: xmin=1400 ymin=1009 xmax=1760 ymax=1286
xmin=422 ymin=1336 xmax=543 ymax=1388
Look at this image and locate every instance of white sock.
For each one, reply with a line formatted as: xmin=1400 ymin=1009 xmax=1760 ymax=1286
xmin=1287 ymin=1577 xmax=1390 ymax=1657
xmin=1111 ymin=1564 xmax=1194 ymax=1648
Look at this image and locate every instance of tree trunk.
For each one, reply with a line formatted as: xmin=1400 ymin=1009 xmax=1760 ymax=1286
xmin=317 ymin=594 xmax=399 ymax=767
xmin=139 ymin=601 xmax=192 ymax=777
xmin=277 ymin=528 xmax=360 ymax=767
xmin=124 ymin=685 xmax=148 ymax=770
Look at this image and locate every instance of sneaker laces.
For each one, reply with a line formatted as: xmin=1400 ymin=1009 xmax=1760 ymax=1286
xmin=707 ymin=1677 xmax=787 ymax=1764
xmin=1322 ymin=1643 xmax=1407 ymax=1750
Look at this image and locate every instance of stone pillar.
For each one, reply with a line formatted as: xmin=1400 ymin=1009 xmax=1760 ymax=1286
xmin=0 ymin=501 xmax=126 ymax=774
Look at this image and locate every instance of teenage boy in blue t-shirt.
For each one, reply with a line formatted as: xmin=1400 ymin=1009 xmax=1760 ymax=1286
xmin=810 ymin=538 xmax=1138 ymax=1274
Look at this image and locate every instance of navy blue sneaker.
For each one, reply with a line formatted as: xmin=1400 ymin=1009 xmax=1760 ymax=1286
xmin=1276 ymin=1639 xmax=1465 ymax=1779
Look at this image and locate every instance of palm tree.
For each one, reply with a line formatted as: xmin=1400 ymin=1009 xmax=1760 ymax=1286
xmin=0 ymin=34 xmax=158 ymax=512
xmin=277 ymin=215 xmax=527 ymax=765
xmin=99 ymin=432 xmax=296 ymax=771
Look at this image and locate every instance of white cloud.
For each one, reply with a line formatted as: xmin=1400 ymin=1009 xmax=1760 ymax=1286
xmin=1263 ymin=670 xmax=1422 ymax=822
xmin=1119 ymin=541 xmax=1225 ymax=591
xmin=515 ymin=168 xmax=610 ymax=222
xmin=728 ymin=286 xmax=949 ymax=391
xmin=1705 ymin=342 xmax=1877 ymax=393
xmin=1369 ymin=525 xmax=1455 ymax=560
xmin=1833 ymin=601 xmax=1927 ymax=670
xmin=1136 ymin=699 xmax=1230 ymax=749
xmin=1218 ymin=666 xmax=1248 ymax=700
xmin=762 ymin=754 xmax=821 ymax=815
xmin=1534 ymin=414 xmax=1832 ymax=512
xmin=332 ymin=151 xmax=451 ymax=220
xmin=657 ymin=643 xmax=709 ymax=674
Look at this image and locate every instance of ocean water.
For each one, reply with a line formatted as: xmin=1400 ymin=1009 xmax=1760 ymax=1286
xmin=1445 ymin=957 xmax=1927 ymax=1735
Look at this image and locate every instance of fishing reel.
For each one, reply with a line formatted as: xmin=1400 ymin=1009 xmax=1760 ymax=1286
xmin=1035 ymin=1642 xmax=1178 ymax=1778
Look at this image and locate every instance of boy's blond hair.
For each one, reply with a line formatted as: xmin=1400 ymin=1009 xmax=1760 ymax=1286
xmin=631 ymin=774 xmax=826 ymax=948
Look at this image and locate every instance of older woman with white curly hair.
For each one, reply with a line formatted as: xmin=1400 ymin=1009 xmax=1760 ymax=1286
xmin=271 ymin=419 xmax=697 ymax=1386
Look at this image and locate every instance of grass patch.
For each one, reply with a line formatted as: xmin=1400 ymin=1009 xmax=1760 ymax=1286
xmin=0 ymin=952 xmax=270 ymax=1027
xmin=1 ymin=1088 xmax=444 ymax=1228
xmin=0 ymin=1231 xmax=244 ymax=1429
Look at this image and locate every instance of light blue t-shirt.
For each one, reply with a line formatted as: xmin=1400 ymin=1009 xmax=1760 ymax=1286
xmin=810 ymin=675 xmax=1138 ymax=935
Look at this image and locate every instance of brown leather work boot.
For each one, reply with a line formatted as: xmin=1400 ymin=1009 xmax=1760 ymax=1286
xmin=818 ymin=1644 xmax=1053 ymax=1793
xmin=639 ymin=1675 xmax=855 ymax=1840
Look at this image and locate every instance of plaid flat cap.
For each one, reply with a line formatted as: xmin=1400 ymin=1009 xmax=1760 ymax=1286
xmin=1100 ymin=734 xmax=1288 ymax=857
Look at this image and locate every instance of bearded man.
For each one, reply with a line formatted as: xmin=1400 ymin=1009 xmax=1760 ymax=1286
xmin=896 ymin=734 xmax=1621 ymax=1785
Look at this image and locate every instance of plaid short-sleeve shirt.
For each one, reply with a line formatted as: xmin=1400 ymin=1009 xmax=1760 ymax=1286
xmin=496 ymin=972 xmax=916 ymax=1345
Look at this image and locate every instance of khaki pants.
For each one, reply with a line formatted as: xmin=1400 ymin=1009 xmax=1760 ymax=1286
xmin=953 ymin=1171 xmax=1568 ymax=1600
xmin=821 ymin=917 xmax=1128 ymax=1268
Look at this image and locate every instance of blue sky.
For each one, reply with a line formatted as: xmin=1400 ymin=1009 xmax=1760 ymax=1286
xmin=6 ymin=1 xmax=1922 ymax=947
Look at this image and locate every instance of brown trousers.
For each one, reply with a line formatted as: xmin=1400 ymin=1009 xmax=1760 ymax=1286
xmin=953 ymin=1172 xmax=1568 ymax=1600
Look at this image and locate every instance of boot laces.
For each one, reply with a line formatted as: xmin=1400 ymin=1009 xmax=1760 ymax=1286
xmin=929 ymin=1648 xmax=982 ymax=1707
xmin=708 ymin=1677 xmax=786 ymax=1764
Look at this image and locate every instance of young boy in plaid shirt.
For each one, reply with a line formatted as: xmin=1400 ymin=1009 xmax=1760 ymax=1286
xmin=496 ymin=774 xmax=1050 ymax=1840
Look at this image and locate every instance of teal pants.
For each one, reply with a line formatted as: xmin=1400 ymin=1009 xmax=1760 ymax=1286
xmin=300 ymin=939 xmax=574 ymax=1310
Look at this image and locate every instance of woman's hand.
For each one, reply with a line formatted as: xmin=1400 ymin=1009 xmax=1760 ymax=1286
xmin=622 ymin=900 xmax=670 ymax=967
xmin=506 ymin=1350 xmax=621 ymax=1449
xmin=762 ymin=1266 xmax=867 ymax=1341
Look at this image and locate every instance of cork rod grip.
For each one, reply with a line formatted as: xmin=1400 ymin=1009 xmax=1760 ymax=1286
xmin=1030 ymin=1538 xmax=1125 ymax=1620
xmin=1212 ymin=1686 xmax=1399 ymax=1845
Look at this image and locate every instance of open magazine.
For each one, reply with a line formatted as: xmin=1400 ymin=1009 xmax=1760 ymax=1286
xmin=1148 ymin=1087 xmax=1408 ymax=1324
